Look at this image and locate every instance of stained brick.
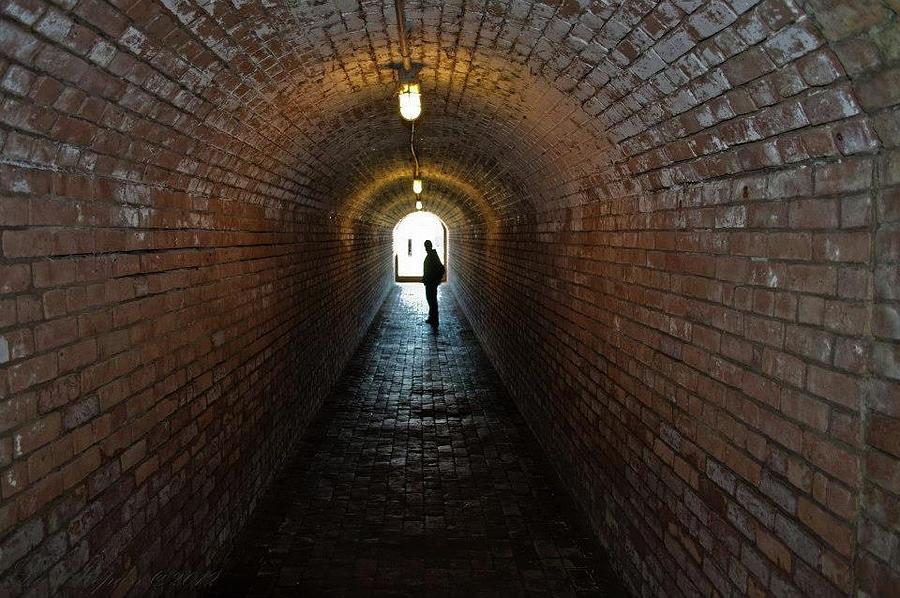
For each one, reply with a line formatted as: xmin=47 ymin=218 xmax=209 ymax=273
xmin=773 ymin=512 xmax=821 ymax=567
xmin=26 ymin=433 xmax=73 ymax=481
xmin=0 ymin=518 xmax=43 ymax=576
xmin=806 ymin=0 xmax=889 ymax=41
xmin=797 ymin=497 xmax=853 ymax=557
xmin=802 ymin=87 xmax=861 ymax=125
xmin=804 ymin=432 xmax=860 ymax=483
xmin=858 ymin=66 xmax=900 ymax=112
xmin=34 ymin=317 xmax=77 ymax=352
xmin=7 ymin=352 xmax=58 ymax=394
xmin=869 ymin=414 xmax=900 ymax=458
xmin=763 ymin=22 xmax=821 ymax=65
xmin=806 ymin=366 xmax=859 ymax=410
xmin=755 ymin=528 xmax=792 ymax=573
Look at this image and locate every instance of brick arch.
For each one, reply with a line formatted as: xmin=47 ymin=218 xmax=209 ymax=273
xmin=341 ymin=160 xmax=508 ymax=226
xmin=116 ymin=0 xmax=626 ymax=223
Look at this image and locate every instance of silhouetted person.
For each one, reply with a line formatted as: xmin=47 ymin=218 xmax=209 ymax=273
xmin=422 ymin=239 xmax=444 ymax=326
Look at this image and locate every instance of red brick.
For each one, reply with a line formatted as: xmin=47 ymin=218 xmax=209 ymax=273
xmin=57 ymin=339 xmax=97 ymax=374
xmin=119 ymin=439 xmax=146 ymax=471
xmin=826 ymin=479 xmax=856 ymax=520
xmin=869 ymin=415 xmax=900 ymax=458
xmin=822 ymin=300 xmax=868 ymax=335
xmin=35 ymin=374 xmax=79 ymax=413
xmin=133 ymin=455 xmax=158 ymax=486
xmin=756 ymin=529 xmax=792 ymax=573
xmin=833 ymin=337 xmax=870 ymax=373
xmin=807 ymin=0 xmax=889 ymax=41
xmin=812 ymin=232 xmax=870 ymax=262
xmin=26 ymin=433 xmax=73 ymax=480
xmin=721 ymin=46 xmax=775 ymax=86
xmin=766 ymin=233 xmax=811 ymax=260
xmin=784 ymin=326 xmax=834 ymax=364
xmin=0 ymin=394 xmax=37 ymax=433
xmin=797 ymin=497 xmax=853 ymax=556
xmin=814 ymin=158 xmax=872 ymax=195
xmin=0 ymin=264 xmax=31 ymax=294
xmin=763 ymin=21 xmax=821 ymax=65
xmin=759 ymin=409 xmax=803 ymax=452
xmin=796 ymin=50 xmax=843 ymax=86
xmin=2 ymin=328 xmax=34 ymax=362
xmin=61 ymin=445 xmax=100 ymax=490
xmin=798 ymin=296 xmax=824 ymax=325
xmin=832 ymin=118 xmax=880 ymax=155
xmin=12 ymin=412 xmax=61 ymax=458
xmin=788 ymin=199 xmax=838 ymax=229
xmin=784 ymin=264 xmax=836 ymax=295
xmin=857 ymin=66 xmax=900 ymax=111
xmin=858 ymin=553 xmax=900 ymax=598
xmin=31 ymin=259 xmax=76 ymax=289
xmin=0 ymin=299 xmax=16 ymax=328
xmin=830 ymin=411 xmax=861 ymax=447
xmin=16 ymin=469 xmax=64 ymax=520
xmin=41 ymin=289 xmax=67 ymax=319
xmin=802 ymin=86 xmax=860 ymax=125
xmin=836 ymin=268 xmax=868 ymax=302
xmin=804 ymin=432 xmax=859 ymax=483
xmin=34 ymin=316 xmax=77 ymax=352
xmin=7 ymin=352 xmax=58 ymax=393
xmin=801 ymin=126 xmax=839 ymax=158
xmin=780 ymin=389 xmax=829 ymax=432
xmin=806 ymin=366 xmax=860 ymax=409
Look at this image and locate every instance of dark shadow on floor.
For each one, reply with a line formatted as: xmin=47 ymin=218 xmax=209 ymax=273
xmin=205 ymin=284 xmax=629 ymax=597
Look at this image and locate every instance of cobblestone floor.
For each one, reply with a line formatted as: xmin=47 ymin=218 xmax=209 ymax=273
xmin=208 ymin=285 xmax=628 ymax=597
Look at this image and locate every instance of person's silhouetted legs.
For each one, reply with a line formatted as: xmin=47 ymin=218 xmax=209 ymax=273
xmin=422 ymin=239 xmax=444 ymax=326
xmin=425 ymin=283 xmax=438 ymax=326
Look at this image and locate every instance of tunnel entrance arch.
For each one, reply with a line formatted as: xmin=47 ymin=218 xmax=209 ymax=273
xmin=393 ymin=211 xmax=448 ymax=283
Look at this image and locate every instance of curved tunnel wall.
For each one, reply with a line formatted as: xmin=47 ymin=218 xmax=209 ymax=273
xmin=445 ymin=1 xmax=900 ymax=596
xmin=0 ymin=0 xmax=898 ymax=596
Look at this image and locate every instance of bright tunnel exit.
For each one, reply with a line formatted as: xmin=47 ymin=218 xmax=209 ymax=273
xmin=393 ymin=211 xmax=448 ymax=282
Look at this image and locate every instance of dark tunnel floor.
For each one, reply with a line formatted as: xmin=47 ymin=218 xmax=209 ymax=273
xmin=207 ymin=285 xmax=628 ymax=597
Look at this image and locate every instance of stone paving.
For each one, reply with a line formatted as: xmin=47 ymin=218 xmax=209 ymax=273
xmin=207 ymin=285 xmax=627 ymax=597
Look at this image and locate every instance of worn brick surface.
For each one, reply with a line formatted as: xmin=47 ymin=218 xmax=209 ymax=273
xmin=208 ymin=285 xmax=626 ymax=597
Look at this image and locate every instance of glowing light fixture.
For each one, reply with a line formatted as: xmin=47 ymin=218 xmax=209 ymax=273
xmin=413 ymin=178 xmax=423 ymax=194
xmin=398 ymin=82 xmax=421 ymax=121
xmin=416 ymin=200 xmax=423 ymax=210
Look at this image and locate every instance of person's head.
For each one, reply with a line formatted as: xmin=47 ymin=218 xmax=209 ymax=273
xmin=424 ymin=240 xmax=432 ymax=250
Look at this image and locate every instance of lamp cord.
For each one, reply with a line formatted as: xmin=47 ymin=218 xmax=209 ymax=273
xmin=410 ymin=120 xmax=419 ymax=178
xmin=395 ymin=0 xmax=412 ymax=72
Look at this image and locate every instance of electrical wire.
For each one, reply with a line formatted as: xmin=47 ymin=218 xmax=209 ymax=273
xmin=410 ymin=120 xmax=419 ymax=178
xmin=395 ymin=0 xmax=412 ymax=71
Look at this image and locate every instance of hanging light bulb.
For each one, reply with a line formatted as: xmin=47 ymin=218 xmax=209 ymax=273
xmin=415 ymin=199 xmax=423 ymax=210
xmin=413 ymin=178 xmax=423 ymax=194
xmin=398 ymin=82 xmax=421 ymax=120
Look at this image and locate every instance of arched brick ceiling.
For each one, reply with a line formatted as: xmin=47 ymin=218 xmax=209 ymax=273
xmin=124 ymin=0 xmax=626 ymax=224
xmin=9 ymin=0 xmax=876 ymax=228
xmin=342 ymin=161 xmax=499 ymax=227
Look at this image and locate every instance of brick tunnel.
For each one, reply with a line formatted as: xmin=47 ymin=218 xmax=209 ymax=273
xmin=0 ymin=0 xmax=899 ymax=595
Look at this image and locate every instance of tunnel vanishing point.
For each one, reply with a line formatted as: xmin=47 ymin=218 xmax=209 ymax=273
xmin=0 ymin=0 xmax=899 ymax=595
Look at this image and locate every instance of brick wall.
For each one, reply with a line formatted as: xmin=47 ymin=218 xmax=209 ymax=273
xmin=0 ymin=163 xmax=392 ymax=595
xmin=450 ymin=1 xmax=900 ymax=596
xmin=0 ymin=0 xmax=394 ymax=592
